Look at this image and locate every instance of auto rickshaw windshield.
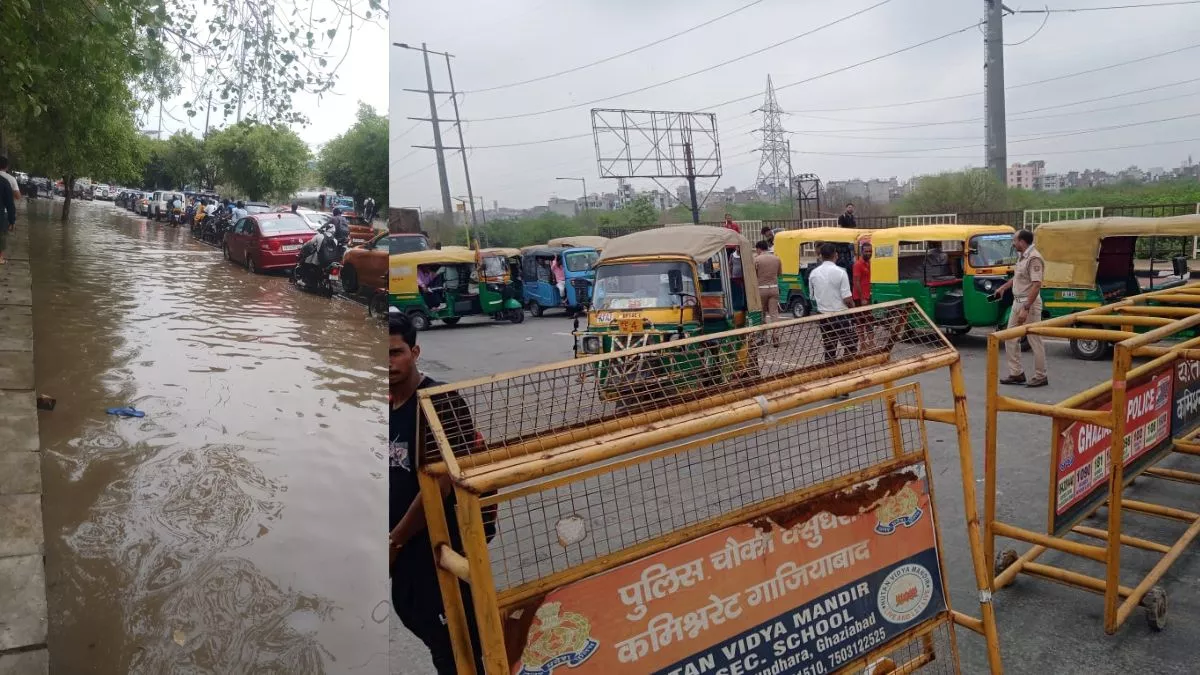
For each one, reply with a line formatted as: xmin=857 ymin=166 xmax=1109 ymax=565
xmin=593 ymin=261 xmax=696 ymax=310
xmin=969 ymin=233 xmax=1017 ymax=268
xmin=564 ymin=250 xmax=599 ymax=272
xmin=481 ymin=255 xmax=507 ymax=278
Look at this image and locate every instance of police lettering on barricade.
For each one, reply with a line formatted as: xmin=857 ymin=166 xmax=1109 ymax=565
xmin=414 ymin=299 xmax=1002 ymax=674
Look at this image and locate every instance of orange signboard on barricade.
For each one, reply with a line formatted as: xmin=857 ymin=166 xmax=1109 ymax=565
xmin=513 ymin=467 xmax=950 ymax=675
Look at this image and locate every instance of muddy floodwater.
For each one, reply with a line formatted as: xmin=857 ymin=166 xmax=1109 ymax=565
xmin=28 ymin=200 xmax=387 ymax=674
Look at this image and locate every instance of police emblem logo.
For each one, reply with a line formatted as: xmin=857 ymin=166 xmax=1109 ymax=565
xmin=517 ymin=603 xmax=599 ymax=675
xmin=873 ymin=485 xmax=923 ymax=535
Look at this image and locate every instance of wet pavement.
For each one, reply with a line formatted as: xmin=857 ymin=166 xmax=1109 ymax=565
xmin=28 ymin=199 xmax=388 ymax=674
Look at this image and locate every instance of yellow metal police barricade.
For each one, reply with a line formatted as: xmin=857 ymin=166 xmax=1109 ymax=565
xmin=414 ymin=299 xmax=1003 ymax=674
xmin=985 ymin=282 xmax=1200 ymax=634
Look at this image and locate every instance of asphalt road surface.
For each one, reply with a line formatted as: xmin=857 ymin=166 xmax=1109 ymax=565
xmin=392 ymin=313 xmax=1200 ymax=675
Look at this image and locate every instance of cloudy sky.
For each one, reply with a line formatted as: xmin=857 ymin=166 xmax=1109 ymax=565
xmin=146 ymin=13 xmax=388 ymax=154
xmin=391 ymin=0 xmax=1200 ymax=212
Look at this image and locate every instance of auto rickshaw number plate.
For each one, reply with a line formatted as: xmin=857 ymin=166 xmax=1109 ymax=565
xmin=618 ymin=318 xmax=642 ymax=333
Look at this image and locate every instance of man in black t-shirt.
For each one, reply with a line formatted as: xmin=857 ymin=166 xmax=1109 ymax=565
xmin=837 ymin=202 xmax=857 ymax=228
xmin=389 ymin=312 xmax=486 ymax=674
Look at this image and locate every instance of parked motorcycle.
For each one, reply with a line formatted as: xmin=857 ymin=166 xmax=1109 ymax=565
xmin=291 ymin=223 xmax=347 ymax=297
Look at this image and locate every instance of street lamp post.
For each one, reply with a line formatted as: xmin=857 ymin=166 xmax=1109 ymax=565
xmin=556 ymin=177 xmax=588 ymax=215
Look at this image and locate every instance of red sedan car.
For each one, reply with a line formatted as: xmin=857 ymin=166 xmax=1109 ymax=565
xmin=223 ymin=212 xmax=315 ymax=274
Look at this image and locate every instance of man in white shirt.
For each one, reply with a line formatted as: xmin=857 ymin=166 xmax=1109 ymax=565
xmin=808 ymin=243 xmax=856 ymax=369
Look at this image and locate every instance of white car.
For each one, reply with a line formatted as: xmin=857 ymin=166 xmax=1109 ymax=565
xmin=94 ymin=184 xmax=111 ymax=200
xmin=151 ymin=191 xmax=185 ymax=220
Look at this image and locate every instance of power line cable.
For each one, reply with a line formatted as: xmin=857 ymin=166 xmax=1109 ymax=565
xmin=461 ymin=0 xmax=897 ymax=122
xmin=797 ymin=110 xmax=1200 ymax=155
xmin=777 ymin=40 xmax=1200 ymax=114
xmin=462 ymin=20 xmax=979 ymax=150
xmin=1015 ymin=0 xmax=1200 ymax=12
xmin=462 ymin=0 xmax=770 ymax=94
xmin=787 ymin=86 xmax=1200 ymax=135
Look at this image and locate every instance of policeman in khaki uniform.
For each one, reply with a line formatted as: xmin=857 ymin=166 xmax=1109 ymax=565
xmin=991 ymin=229 xmax=1047 ymax=387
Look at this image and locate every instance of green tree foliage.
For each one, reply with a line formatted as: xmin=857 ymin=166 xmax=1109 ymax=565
xmin=317 ymin=103 xmax=387 ymax=206
xmin=206 ymin=121 xmax=310 ymax=201
xmin=475 ymin=213 xmax=588 ymax=249
xmin=896 ymin=169 xmax=1010 ymax=214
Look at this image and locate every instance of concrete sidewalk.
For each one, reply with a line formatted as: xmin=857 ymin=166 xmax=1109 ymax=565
xmin=0 ymin=220 xmax=48 ymax=674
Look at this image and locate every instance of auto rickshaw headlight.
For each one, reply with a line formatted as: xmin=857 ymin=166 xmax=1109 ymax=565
xmin=582 ymin=336 xmax=602 ymax=354
xmin=981 ymin=279 xmax=994 ymax=293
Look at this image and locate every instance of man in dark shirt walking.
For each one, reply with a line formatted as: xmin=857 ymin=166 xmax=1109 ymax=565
xmin=390 ymin=312 xmax=487 ymax=674
xmin=837 ymin=202 xmax=857 ymax=228
xmin=0 ymin=158 xmax=16 ymax=266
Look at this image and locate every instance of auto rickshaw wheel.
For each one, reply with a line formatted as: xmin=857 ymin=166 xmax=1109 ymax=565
xmin=408 ymin=311 xmax=431 ymax=331
xmin=442 ymin=317 xmax=461 ymax=326
xmin=1070 ymin=338 xmax=1111 ymax=361
xmin=790 ymin=298 xmax=810 ymax=318
xmin=340 ymin=264 xmax=359 ymax=293
xmin=528 ymin=301 xmax=544 ymax=317
xmin=509 ymin=308 xmax=525 ymax=324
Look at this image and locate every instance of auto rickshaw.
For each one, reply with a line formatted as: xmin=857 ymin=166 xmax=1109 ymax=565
xmin=520 ymin=245 xmax=601 ymax=316
xmin=1034 ymin=215 xmax=1199 ymax=359
xmin=547 ymin=235 xmax=610 ymax=251
xmin=573 ymin=226 xmax=763 ymax=400
xmin=869 ymin=224 xmax=1017 ymax=336
xmin=774 ymin=227 xmax=872 ymax=318
xmin=389 ymin=249 xmax=525 ymax=330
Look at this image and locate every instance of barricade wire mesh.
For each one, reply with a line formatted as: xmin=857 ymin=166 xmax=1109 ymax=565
xmin=851 ymin=620 xmax=957 ymax=674
xmin=420 ymin=300 xmax=949 ymax=470
xmin=482 ymin=386 xmax=925 ymax=593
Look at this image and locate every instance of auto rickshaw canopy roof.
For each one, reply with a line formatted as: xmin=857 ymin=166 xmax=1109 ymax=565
xmin=1035 ymin=215 xmax=1200 ymax=287
xmin=869 ymin=224 xmax=1015 ymax=283
xmin=391 ymin=248 xmax=479 ymax=266
xmin=521 ymin=246 xmax=567 ymax=259
xmin=775 ymin=227 xmax=872 ymax=247
xmin=599 ymin=225 xmax=753 ymax=264
xmin=481 ymin=247 xmax=521 ymax=258
xmin=869 ymin=224 xmax=1015 ymax=246
xmin=547 ymin=235 xmax=609 ymax=250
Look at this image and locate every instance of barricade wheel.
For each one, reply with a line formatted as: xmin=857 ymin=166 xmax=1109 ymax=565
xmin=1144 ymin=586 xmax=1168 ymax=631
xmin=995 ymin=549 xmax=1019 ymax=578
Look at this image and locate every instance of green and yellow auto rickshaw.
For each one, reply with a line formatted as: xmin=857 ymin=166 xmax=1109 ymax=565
xmin=1034 ymin=215 xmax=1199 ymax=359
xmin=774 ymin=227 xmax=873 ymax=318
xmin=389 ymin=248 xmax=524 ymax=330
xmin=869 ymin=224 xmax=1017 ymax=336
xmin=573 ymin=225 xmax=763 ymax=400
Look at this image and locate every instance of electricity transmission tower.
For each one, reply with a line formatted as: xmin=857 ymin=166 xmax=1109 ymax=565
xmin=754 ymin=76 xmax=790 ymax=204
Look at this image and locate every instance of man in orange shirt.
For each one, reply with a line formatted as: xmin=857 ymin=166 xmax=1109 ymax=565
xmin=852 ymin=242 xmax=872 ymax=307
xmin=723 ymin=213 xmax=741 ymax=234
xmin=852 ymin=241 xmax=873 ymax=350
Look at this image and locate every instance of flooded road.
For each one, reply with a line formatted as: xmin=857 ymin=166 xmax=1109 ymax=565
xmin=28 ymin=200 xmax=388 ymax=674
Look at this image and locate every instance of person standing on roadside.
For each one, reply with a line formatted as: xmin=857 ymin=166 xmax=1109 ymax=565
xmin=809 ymin=243 xmax=856 ymax=384
xmin=723 ymin=213 xmax=741 ymax=234
xmin=0 ymin=159 xmax=16 ymax=266
xmin=389 ymin=312 xmax=488 ymax=675
xmin=760 ymin=226 xmax=775 ymax=252
xmin=852 ymin=241 xmax=873 ymax=350
xmin=992 ymin=229 xmax=1047 ymax=387
xmin=837 ymin=202 xmax=857 ymax=228
xmin=754 ymin=240 xmax=783 ymax=346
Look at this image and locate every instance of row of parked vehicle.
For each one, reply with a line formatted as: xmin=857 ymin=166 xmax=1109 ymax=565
xmin=387 ymin=236 xmax=610 ymax=330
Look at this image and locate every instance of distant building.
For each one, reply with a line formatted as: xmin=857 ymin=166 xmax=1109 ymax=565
xmin=1007 ymin=161 xmax=1045 ymax=190
xmin=825 ymin=177 xmax=897 ymax=204
xmin=1036 ymin=173 xmax=1065 ymax=193
xmin=547 ymin=197 xmax=577 ymax=217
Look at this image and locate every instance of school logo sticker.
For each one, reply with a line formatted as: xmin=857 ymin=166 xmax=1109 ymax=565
xmin=873 ymin=485 xmax=923 ymax=535
xmin=877 ymin=563 xmax=934 ymax=625
xmin=517 ymin=603 xmax=599 ymax=675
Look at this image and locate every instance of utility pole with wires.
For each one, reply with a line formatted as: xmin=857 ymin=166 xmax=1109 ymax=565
xmin=203 ymin=93 xmax=212 ymax=138
xmin=754 ymin=75 xmax=790 ymax=204
xmin=984 ymin=0 xmax=1013 ymax=183
xmin=396 ymin=41 xmax=473 ymax=224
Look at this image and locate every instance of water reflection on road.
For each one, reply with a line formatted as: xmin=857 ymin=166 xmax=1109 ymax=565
xmin=29 ymin=200 xmax=387 ymax=674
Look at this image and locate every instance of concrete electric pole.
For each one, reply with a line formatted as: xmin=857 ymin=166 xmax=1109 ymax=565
xmin=984 ymin=0 xmax=1010 ymax=184
xmin=396 ymin=42 xmax=455 ymax=221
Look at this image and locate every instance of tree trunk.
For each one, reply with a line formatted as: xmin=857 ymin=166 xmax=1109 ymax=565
xmin=62 ymin=174 xmax=74 ymax=220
